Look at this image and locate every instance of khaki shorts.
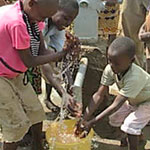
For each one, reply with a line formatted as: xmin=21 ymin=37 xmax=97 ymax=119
xmin=109 ymin=101 xmax=150 ymax=135
xmin=0 ymin=74 xmax=46 ymax=143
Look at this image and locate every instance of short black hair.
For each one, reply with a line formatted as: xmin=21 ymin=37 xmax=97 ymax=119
xmin=109 ymin=37 xmax=136 ymax=59
xmin=59 ymin=0 xmax=79 ymax=11
xmin=36 ymin=0 xmax=58 ymax=9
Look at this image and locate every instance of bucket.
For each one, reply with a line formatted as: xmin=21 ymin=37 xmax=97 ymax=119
xmin=46 ymin=119 xmax=94 ymax=150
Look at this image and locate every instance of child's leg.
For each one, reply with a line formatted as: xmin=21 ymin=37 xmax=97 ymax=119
xmin=109 ymin=101 xmax=134 ymax=127
xmin=109 ymin=101 xmax=135 ymax=146
xmin=18 ymin=129 xmax=32 ymax=147
xmin=120 ymin=133 xmax=144 ymax=147
xmin=0 ymin=76 xmax=32 ymax=150
xmin=46 ymin=83 xmax=52 ymax=100
xmin=0 ymin=75 xmax=45 ymax=150
xmin=16 ymin=75 xmax=46 ymax=149
xmin=121 ymin=102 xmax=150 ymax=149
xmin=3 ymin=142 xmax=18 ymax=150
xmin=127 ymin=134 xmax=138 ymax=150
xmin=31 ymin=122 xmax=43 ymax=150
xmin=45 ymin=83 xmax=60 ymax=111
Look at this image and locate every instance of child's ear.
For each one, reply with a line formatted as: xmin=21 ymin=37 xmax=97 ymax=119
xmin=131 ymin=56 xmax=135 ymax=63
xmin=28 ymin=0 xmax=36 ymax=7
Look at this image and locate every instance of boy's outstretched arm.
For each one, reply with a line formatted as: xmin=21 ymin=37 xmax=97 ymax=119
xmin=74 ymin=85 xmax=108 ymax=137
xmin=89 ymin=94 xmax=127 ymax=125
xmin=41 ymin=63 xmax=65 ymax=97
xmin=17 ymin=33 xmax=67 ymax=68
xmin=42 ymin=63 xmax=82 ymax=117
xmin=83 ymin=85 xmax=109 ymax=121
xmin=75 ymin=94 xmax=127 ymax=138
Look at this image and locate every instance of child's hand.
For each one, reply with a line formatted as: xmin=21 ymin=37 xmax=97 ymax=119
xmin=63 ymin=31 xmax=81 ymax=57
xmin=139 ymin=23 xmax=150 ymax=43
xmin=71 ymin=36 xmax=81 ymax=58
xmin=74 ymin=119 xmax=92 ymax=138
xmin=65 ymin=95 xmax=82 ymax=117
xmin=63 ymin=31 xmax=74 ymax=51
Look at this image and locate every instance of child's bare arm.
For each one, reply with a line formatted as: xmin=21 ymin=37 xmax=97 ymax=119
xmin=17 ymin=48 xmax=67 ymax=68
xmin=74 ymin=85 xmax=109 ymax=137
xmin=75 ymin=94 xmax=127 ymax=138
xmin=17 ymin=33 xmax=67 ymax=68
xmin=89 ymin=94 xmax=127 ymax=125
xmin=82 ymin=85 xmax=109 ymax=121
xmin=41 ymin=63 xmax=64 ymax=96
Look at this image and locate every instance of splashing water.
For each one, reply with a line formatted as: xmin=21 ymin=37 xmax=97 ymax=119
xmin=59 ymin=92 xmax=68 ymax=122
xmin=57 ymin=93 xmax=81 ymax=143
xmin=48 ymin=92 xmax=81 ymax=150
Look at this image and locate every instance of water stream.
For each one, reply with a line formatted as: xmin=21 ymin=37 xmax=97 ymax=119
xmin=48 ymin=92 xmax=81 ymax=150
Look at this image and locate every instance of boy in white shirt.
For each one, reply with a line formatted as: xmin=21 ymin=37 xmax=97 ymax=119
xmin=75 ymin=37 xmax=150 ymax=150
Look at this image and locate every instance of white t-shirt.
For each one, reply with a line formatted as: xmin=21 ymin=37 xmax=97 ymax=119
xmin=101 ymin=63 xmax=150 ymax=105
xmin=43 ymin=18 xmax=66 ymax=52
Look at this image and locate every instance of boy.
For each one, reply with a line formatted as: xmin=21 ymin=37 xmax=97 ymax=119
xmin=75 ymin=37 xmax=150 ymax=150
xmin=42 ymin=0 xmax=80 ymax=112
xmin=0 ymin=0 xmax=79 ymax=150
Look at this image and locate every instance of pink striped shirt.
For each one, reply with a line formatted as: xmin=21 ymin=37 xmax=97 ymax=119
xmin=0 ymin=1 xmax=44 ymax=78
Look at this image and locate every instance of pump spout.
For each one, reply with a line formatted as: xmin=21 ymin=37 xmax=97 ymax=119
xmin=72 ymin=57 xmax=88 ymax=103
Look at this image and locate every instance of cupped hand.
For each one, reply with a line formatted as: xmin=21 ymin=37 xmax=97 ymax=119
xmin=74 ymin=119 xmax=92 ymax=138
xmin=63 ymin=31 xmax=81 ymax=58
xmin=65 ymin=95 xmax=82 ymax=118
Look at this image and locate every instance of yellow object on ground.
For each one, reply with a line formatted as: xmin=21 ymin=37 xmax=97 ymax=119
xmin=46 ymin=119 xmax=94 ymax=150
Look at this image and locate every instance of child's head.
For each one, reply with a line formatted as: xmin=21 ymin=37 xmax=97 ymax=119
xmin=23 ymin=0 xmax=59 ymax=22
xmin=52 ymin=0 xmax=79 ymax=30
xmin=107 ymin=37 xmax=135 ymax=74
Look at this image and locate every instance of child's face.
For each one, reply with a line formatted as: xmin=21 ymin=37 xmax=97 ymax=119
xmin=107 ymin=48 xmax=133 ymax=74
xmin=26 ymin=0 xmax=58 ymax=23
xmin=52 ymin=8 xmax=78 ymax=30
